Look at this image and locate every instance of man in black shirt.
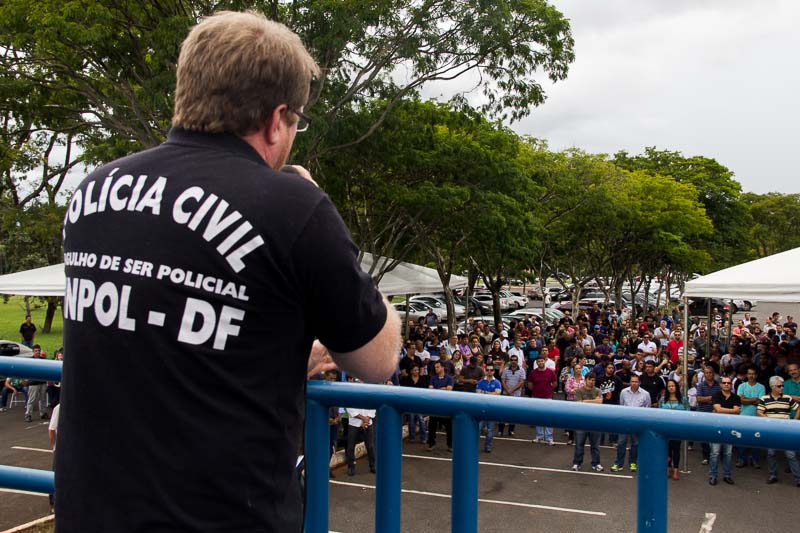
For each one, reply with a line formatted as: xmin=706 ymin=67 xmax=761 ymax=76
xmin=708 ymin=378 xmax=741 ymax=485
xmin=19 ymin=314 xmax=36 ymax=348
xmin=639 ymin=360 xmax=666 ymax=407
xmin=57 ymin=12 xmax=400 ymax=532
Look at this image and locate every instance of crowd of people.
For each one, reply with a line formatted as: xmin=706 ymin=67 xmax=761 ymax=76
xmin=329 ymin=302 xmax=800 ymax=486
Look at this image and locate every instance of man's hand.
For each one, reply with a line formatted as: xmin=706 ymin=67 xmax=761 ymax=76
xmin=281 ymin=165 xmax=319 ymax=187
xmin=307 ymin=340 xmax=338 ymax=378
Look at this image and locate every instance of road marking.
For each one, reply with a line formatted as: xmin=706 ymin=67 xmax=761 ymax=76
xmin=0 ymin=514 xmax=54 ymax=533
xmin=0 ymin=488 xmax=48 ymax=497
xmin=700 ymin=512 xmax=717 ymax=532
xmin=11 ymin=446 xmax=52 ymax=453
xmin=403 ymin=453 xmax=633 ymax=479
xmin=489 ymin=436 xmax=618 ymax=449
xmin=330 ymin=480 xmax=606 ymax=516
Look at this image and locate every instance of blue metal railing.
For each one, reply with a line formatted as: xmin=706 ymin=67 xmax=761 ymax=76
xmin=2 ymin=359 xmax=800 ymax=532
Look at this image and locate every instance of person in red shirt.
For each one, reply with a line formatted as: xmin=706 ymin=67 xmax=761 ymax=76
xmin=527 ymin=357 xmax=557 ymax=445
xmin=666 ymin=331 xmax=684 ymax=364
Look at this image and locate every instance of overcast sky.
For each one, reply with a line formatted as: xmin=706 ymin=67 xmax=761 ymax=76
xmin=514 ymin=0 xmax=800 ymax=194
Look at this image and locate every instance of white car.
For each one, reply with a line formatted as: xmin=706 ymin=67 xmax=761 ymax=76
xmin=392 ymin=302 xmax=444 ymax=323
xmin=474 ymin=291 xmax=512 ymax=311
xmin=410 ymin=295 xmax=465 ymax=318
xmin=502 ymin=290 xmax=528 ymax=309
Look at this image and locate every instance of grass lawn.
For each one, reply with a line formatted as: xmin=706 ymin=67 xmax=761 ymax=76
xmin=0 ymin=296 xmax=63 ymax=358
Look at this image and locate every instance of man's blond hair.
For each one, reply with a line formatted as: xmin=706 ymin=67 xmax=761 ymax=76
xmin=172 ymin=11 xmax=320 ymax=135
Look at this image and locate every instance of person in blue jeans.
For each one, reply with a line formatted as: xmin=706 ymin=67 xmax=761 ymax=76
xmin=476 ymin=367 xmax=502 ymax=452
xmin=572 ymin=374 xmax=604 ymax=471
xmin=708 ymin=377 xmax=741 ymax=485
xmin=611 ymin=375 xmax=651 ymax=472
xmin=400 ymin=365 xmax=429 ymax=442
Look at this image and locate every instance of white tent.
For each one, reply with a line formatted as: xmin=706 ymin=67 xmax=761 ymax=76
xmin=359 ymin=253 xmax=467 ymax=296
xmin=0 ymin=264 xmax=66 ymax=297
xmin=0 ymin=255 xmax=468 ymax=298
xmin=683 ymin=247 xmax=800 ymax=302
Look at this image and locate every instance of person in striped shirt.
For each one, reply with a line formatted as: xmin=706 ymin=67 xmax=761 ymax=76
xmin=757 ymin=375 xmax=800 ymax=486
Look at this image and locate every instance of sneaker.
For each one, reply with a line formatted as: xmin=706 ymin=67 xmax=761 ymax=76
xmin=41 ymin=413 xmax=49 ymax=420
xmin=532 ymin=438 xmax=541 ymax=444
xmin=629 ymin=463 xmax=637 ymax=472
xmin=427 ymin=444 xmax=436 ymax=452
xmin=571 ymin=464 xmax=580 ymax=471
xmin=347 ymin=466 xmax=355 ymax=477
xmin=735 ymin=461 xmax=746 ymax=468
xmin=508 ymin=431 xmax=515 ymax=437
xmin=766 ymin=477 xmax=778 ymax=484
xmin=701 ymin=459 xmax=709 ymax=465
xmin=547 ymin=440 xmax=555 ymax=446
xmin=24 ymin=415 xmax=32 ymax=423
xmin=369 ymin=466 xmax=376 ymax=474
xmin=611 ymin=464 xmax=622 ymax=472
xmin=566 ymin=440 xmax=574 ymax=445
xmin=752 ymin=462 xmax=761 ymax=469
xmin=709 ymin=477 xmax=717 ymax=486
xmin=484 ymin=448 xmax=492 ymax=453
xmin=723 ymin=477 xmax=734 ymax=485
xmin=592 ymin=464 xmax=604 ymax=472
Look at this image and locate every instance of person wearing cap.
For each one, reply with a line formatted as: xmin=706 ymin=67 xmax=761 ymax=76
xmin=708 ymin=376 xmax=741 ymax=485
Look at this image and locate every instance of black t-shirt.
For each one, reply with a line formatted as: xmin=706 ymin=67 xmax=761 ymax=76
xmin=19 ymin=322 xmax=36 ymax=341
xmin=399 ymin=355 xmax=423 ymax=376
xmin=639 ymin=373 xmax=665 ymax=404
xmin=712 ymin=391 xmax=742 ymax=410
xmin=57 ymin=129 xmax=387 ymax=532
xmin=597 ymin=374 xmax=623 ymax=405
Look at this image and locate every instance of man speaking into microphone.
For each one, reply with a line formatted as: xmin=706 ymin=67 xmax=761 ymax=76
xmin=57 ymin=11 xmax=400 ymax=532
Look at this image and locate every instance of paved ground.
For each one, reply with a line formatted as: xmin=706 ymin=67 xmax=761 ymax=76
xmin=0 ymin=411 xmax=53 ymax=531
xmin=328 ymin=424 xmax=799 ymax=533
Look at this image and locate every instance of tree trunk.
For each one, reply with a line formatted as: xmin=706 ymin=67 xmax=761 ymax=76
xmin=43 ymin=297 xmax=59 ymax=333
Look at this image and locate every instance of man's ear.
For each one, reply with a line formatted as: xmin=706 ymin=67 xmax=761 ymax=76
xmin=264 ymin=104 xmax=288 ymax=145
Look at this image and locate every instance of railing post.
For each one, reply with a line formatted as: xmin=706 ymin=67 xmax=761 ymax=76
xmin=376 ymin=405 xmax=402 ymax=533
xmin=451 ymin=412 xmax=478 ymax=533
xmin=636 ymin=429 xmax=668 ymax=533
xmin=304 ymin=399 xmax=329 ymax=533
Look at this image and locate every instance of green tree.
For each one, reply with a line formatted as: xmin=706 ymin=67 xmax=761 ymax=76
xmin=741 ymin=192 xmax=800 ymax=258
xmin=613 ymin=147 xmax=748 ymax=270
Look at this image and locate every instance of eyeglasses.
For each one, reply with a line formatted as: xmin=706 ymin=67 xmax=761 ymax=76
xmin=721 ymin=381 xmax=732 ymax=384
xmin=775 ymin=384 xmax=784 ymax=388
xmin=289 ymin=107 xmax=312 ymax=132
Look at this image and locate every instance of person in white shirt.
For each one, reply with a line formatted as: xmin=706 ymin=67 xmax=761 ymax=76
xmin=345 ymin=406 xmax=376 ymax=476
xmin=653 ymin=321 xmax=671 ymax=347
xmin=637 ymin=333 xmax=659 ymax=362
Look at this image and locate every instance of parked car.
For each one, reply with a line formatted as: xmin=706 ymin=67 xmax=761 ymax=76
xmin=451 ymin=295 xmax=492 ymax=316
xmin=0 ymin=340 xmax=34 ymax=382
xmin=393 ymin=301 xmax=445 ymax=323
xmin=506 ymin=307 xmax=566 ymax=325
xmin=410 ymin=295 xmax=466 ymax=318
xmin=503 ymin=290 xmax=528 ymax=309
xmin=473 ymin=290 xmax=513 ymax=311
xmin=472 ymin=293 xmax=496 ymax=310
xmin=680 ymin=298 xmax=733 ymax=315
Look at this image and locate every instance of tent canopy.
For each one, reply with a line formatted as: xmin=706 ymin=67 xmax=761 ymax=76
xmin=683 ymin=247 xmax=800 ymax=302
xmin=360 ymin=253 xmax=467 ymax=296
xmin=0 ymin=255 xmax=468 ymax=298
xmin=0 ymin=264 xmax=66 ymax=297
